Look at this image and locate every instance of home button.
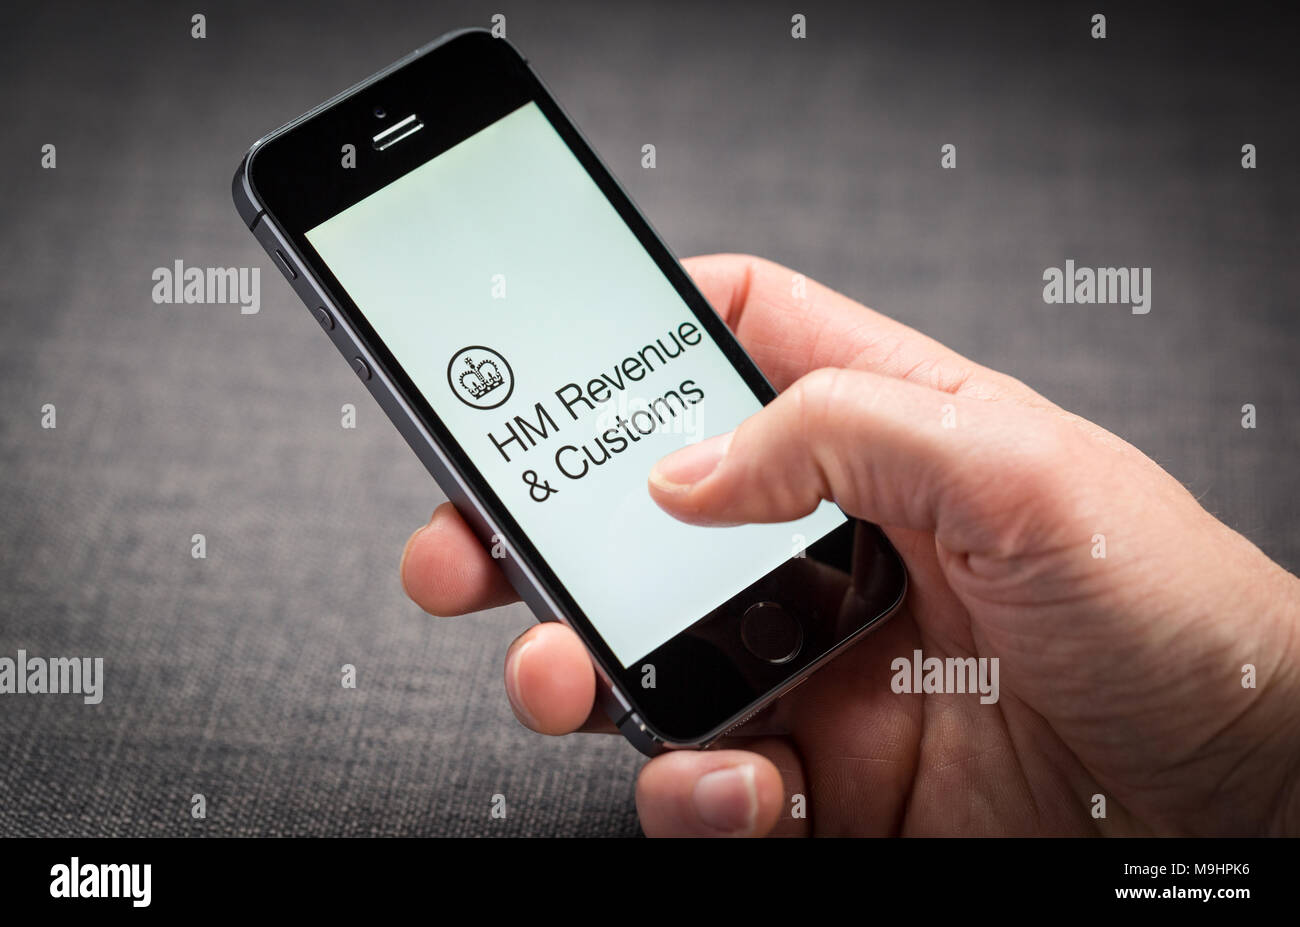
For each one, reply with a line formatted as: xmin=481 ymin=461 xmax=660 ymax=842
xmin=740 ymin=602 xmax=803 ymax=664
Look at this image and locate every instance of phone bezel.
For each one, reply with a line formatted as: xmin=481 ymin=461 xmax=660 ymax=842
xmin=241 ymin=28 xmax=906 ymax=746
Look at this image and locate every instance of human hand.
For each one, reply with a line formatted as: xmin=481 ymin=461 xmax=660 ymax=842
xmin=401 ymin=255 xmax=1300 ymax=836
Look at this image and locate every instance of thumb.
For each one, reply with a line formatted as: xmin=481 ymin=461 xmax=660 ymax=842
xmin=648 ymin=367 xmax=1053 ymax=545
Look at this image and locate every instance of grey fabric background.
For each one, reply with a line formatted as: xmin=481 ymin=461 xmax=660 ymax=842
xmin=0 ymin=0 xmax=1295 ymax=836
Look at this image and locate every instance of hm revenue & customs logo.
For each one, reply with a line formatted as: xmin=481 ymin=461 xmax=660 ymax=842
xmin=447 ymin=346 xmax=514 ymax=410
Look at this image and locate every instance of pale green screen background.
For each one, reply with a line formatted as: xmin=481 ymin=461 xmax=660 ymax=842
xmin=307 ymin=103 xmax=843 ymax=665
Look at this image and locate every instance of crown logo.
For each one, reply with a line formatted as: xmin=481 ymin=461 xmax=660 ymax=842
xmin=458 ymin=355 xmax=505 ymax=400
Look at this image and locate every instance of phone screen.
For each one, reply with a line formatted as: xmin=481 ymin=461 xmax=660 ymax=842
xmin=306 ymin=101 xmax=845 ymax=666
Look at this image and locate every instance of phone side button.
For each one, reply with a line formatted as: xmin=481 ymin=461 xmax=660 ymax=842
xmin=350 ymin=357 xmax=372 ymax=381
xmin=313 ymin=306 xmax=335 ymax=331
xmin=272 ymin=249 xmax=298 ymax=280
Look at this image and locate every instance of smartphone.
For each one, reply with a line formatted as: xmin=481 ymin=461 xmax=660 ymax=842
xmin=232 ymin=27 xmax=906 ymax=756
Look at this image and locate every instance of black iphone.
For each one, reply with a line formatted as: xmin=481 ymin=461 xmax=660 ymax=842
xmin=232 ymin=28 xmax=906 ymax=756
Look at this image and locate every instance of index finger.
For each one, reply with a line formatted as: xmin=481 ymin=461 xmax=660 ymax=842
xmin=401 ymin=502 xmax=519 ymax=616
xmin=684 ymin=253 xmax=1047 ymax=404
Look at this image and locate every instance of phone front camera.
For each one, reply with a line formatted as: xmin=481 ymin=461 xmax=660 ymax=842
xmin=373 ymin=107 xmax=386 ymax=119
